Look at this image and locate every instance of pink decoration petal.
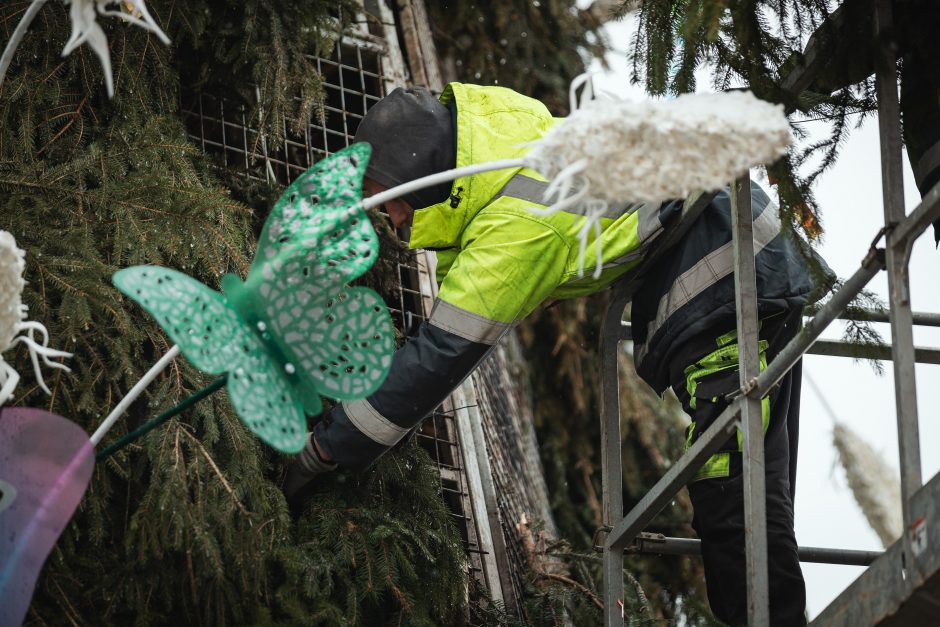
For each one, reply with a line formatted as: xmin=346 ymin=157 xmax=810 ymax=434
xmin=0 ymin=408 xmax=94 ymax=627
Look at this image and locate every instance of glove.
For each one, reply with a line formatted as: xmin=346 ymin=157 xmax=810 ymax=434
xmin=283 ymin=433 xmax=337 ymax=503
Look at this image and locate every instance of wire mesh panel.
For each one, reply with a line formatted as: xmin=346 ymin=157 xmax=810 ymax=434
xmin=470 ymin=339 xmax=562 ymax=616
xmin=179 ymin=34 xmax=489 ymax=591
xmin=182 ymin=41 xmax=386 ymax=187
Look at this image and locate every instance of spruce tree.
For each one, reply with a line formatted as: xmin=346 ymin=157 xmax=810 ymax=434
xmin=629 ymin=0 xmax=940 ymax=240
xmin=2 ymin=3 xmax=467 ymax=624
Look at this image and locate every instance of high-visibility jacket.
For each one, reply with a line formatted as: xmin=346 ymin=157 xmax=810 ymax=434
xmin=314 ymin=83 xmax=822 ymax=471
xmin=415 ymin=82 xmax=682 ymax=321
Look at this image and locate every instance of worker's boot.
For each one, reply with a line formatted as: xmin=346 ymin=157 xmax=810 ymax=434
xmin=283 ymin=433 xmax=337 ymax=510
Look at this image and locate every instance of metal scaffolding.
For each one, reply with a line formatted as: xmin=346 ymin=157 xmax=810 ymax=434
xmin=595 ymin=1 xmax=940 ymax=623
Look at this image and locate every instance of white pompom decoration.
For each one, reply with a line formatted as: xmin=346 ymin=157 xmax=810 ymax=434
xmin=0 ymin=231 xmax=27 ymax=354
xmin=528 ymin=90 xmax=791 ymax=205
xmin=525 ymin=82 xmax=792 ymax=277
xmin=0 ymin=230 xmax=72 ymax=405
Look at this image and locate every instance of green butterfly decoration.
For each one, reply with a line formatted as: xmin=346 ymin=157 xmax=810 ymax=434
xmin=113 ymin=143 xmax=395 ymax=453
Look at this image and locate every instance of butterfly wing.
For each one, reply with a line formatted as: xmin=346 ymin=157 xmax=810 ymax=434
xmin=113 ymin=266 xmax=307 ymax=452
xmin=0 ymin=408 xmax=94 ymax=627
xmin=113 ymin=266 xmax=253 ymax=375
xmin=251 ymin=143 xmax=377 ymax=288
xmin=241 ymin=143 xmax=394 ymax=405
xmin=256 ymin=262 xmax=395 ymax=400
xmin=225 ymin=348 xmax=309 ymax=453
xmin=301 ymin=287 xmax=395 ymax=399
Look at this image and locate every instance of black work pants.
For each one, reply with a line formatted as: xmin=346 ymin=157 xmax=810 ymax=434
xmin=674 ymin=310 xmax=806 ymax=626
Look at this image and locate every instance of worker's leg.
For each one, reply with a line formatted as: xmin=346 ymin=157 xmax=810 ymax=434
xmin=685 ymin=363 xmax=805 ymax=626
xmin=673 ymin=310 xmax=806 ymax=625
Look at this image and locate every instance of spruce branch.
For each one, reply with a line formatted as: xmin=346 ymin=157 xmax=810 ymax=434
xmin=176 ymin=418 xmax=251 ymax=517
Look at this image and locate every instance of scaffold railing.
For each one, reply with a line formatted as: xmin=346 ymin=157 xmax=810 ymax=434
xmin=595 ymin=0 xmax=940 ymax=623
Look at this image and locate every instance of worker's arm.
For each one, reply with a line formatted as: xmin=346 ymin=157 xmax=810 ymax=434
xmin=314 ymin=210 xmax=569 ymax=471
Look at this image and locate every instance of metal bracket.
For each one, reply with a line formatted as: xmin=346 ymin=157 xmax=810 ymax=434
xmin=592 ymin=525 xmax=613 ymax=553
xmin=624 ymin=532 xmax=667 ymax=554
xmin=863 ymin=223 xmax=893 ymax=269
xmin=724 ymin=376 xmax=760 ymax=403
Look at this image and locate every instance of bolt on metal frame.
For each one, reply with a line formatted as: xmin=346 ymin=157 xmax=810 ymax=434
xmin=596 ymin=1 xmax=940 ymax=622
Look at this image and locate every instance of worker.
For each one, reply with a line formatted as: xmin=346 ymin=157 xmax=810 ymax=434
xmin=284 ymin=83 xmax=827 ymax=626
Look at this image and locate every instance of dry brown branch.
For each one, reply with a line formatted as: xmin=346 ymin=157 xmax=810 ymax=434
xmin=517 ymin=513 xmax=604 ymax=610
xmin=576 ymin=457 xmax=603 ymax=527
xmin=182 ymin=428 xmax=250 ymax=517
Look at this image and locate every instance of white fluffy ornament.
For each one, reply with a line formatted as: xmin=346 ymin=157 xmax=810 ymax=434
xmin=0 ymin=231 xmax=72 ymax=405
xmin=525 ymin=76 xmax=792 ymax=277
xmin=0 ymin=231 xmax=27 ymax=355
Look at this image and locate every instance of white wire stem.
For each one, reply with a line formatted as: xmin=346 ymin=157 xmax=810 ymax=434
xmin=575 ymin=199 xmax=608 ymax=279
xmin=526 ymin=159 xmax=589 ymax=216
xmin=8 ymin=321 xmax=73 ymax=395
xmin=0 ymin=361 xmax=21 ymax=406
xmin=568 ymin=72 xmax=595 ymax=114
xmin=0 ymin=0 xmax=49 ymax=92
xmin=90 ymin=344 xmax=180 ymax=445
xmin=360 ymin=158 xmax=526 ymax=212
xmin=98 ymin=4 xmax=170 ymax=44
xmin=255 ymin=86 xmax=277 ymax=183
xmin=357 ymin=156 xmax=610 ymax=277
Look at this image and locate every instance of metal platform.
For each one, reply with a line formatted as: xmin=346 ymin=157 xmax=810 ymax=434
xmin=811 ymin=469 xmax=940 ymax=626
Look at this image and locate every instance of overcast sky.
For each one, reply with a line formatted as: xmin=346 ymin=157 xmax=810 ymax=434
xmin=589 ymin=13 xmax=940 ymax=619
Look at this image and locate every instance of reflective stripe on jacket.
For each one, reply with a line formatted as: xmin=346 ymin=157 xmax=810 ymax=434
xmin=631 ymin=184 xmax=827 ymax=394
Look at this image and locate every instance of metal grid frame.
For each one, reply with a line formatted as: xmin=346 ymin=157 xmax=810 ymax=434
xmin=469 ymin=341 xmax=565 ymax=618
xmin=595 ymin=1 xmax=940 ymax=623
xmin=178 ymin=34 xmax=491 ymax=592
xmin=182 ymin=40 xmax=387 ymax=188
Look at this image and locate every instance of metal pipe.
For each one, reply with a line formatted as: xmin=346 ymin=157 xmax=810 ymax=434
xmin=806 ymin=307 xmax=940 ymax=328
xmin=875 ymin=0 xmax=923 ymax=528
xmin=625 ymin=533 xmax=882 ymax=567
xmin=809 ymin=340 xmax=940 ymax=365
xmin=600 ymin=281 xmax=630 ymax=625
xmin=731 ymin=176 xmax=770 ymax=625
xmin=623 ymin=322 xmax=940 ymax=364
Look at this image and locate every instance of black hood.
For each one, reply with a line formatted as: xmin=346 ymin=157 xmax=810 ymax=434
xmin=353 ymin=87 xmax=456 ymax=210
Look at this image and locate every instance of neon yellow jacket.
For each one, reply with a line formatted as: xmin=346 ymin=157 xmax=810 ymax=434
xmin=315 ymin=83 xmax=822 ymax=473
xmin=411 ymin=82 xmax=664 ymax=332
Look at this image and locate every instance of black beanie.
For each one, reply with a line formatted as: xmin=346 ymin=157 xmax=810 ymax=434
xmin=353 ymin=87 xmax=456 ymax=209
